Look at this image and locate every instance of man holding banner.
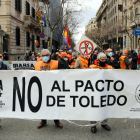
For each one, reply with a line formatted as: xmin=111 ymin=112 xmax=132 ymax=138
xmin=35 ymin=49 xmax=63 ymax=129
xmin=89 ymin=53 xmax=114 ymax=133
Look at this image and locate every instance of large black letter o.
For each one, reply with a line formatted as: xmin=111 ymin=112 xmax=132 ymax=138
xmin=28 ymin=77 xmax=42 ymax=113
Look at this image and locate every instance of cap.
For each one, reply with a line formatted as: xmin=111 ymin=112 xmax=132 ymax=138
xmin=123 ymin=50 xmax=128 ymax=54
xmin=61 ymin=52 xmax=68 ymax=57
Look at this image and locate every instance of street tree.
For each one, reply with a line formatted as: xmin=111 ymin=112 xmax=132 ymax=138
xmin=35 ymin=0 xmax=84 ymax=52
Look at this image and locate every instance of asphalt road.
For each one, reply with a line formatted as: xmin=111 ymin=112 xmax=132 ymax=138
xmin=0 ymin=118 xmax=140 ymax=140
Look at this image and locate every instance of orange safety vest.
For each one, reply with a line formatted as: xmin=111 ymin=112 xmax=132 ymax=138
xmin=68 ymin=54 xmax=72 ymax=61
xmin=37 ymin=57 xmax=42 ymax=61
xmin=35 ymin=60 xmax=58 ymax=71
xmin=119 ymin=56 xmax=130 ymax=69
xmin=70 ymin=58 xmax=77 ymax=68
xmin=79 ymin=56 xmax=88 ymax=69
xmin=89 ymin=64 xmax=114 ymax=69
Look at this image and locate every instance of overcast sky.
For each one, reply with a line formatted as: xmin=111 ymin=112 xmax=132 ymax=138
xmin=73 ymin=0 xmax=102 ymax=43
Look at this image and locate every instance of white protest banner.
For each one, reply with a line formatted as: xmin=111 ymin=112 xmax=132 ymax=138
xmin=11 ymin=61 xmax=37 ymax=70
xmin=74 ymin=34 xmax=98 ymax=56
xmin=0 ymin=70 xmax=140 ymax=121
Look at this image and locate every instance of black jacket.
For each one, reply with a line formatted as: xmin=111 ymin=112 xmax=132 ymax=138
xmin=58 ymin=57 xmax=69 ymax=69
xmin=130 ymin=53 xmax=138 ymax=69
xmin=114 ymin=54 xmax=120 ymax=61
xmin=0 ymin=62 xmax=7 ymax=70
xmin=107 ymin=55 xmax=120 ymax=69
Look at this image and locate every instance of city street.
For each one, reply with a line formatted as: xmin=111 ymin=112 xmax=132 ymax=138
xmin=1 ymin=118 xmax=140 ymax=140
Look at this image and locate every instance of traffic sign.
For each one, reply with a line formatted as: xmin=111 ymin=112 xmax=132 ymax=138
xmin=134 ymin=28 xmax=140 ymax=36
xmin=40 ymin=32 xmax=45 ymax=38
xmin=79 ymin=40 xmax=94 ymax=56
xmin=124 ymin=41 xmax=126 ymax=45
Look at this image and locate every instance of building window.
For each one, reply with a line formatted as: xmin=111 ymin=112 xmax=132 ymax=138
xmin=116 ymin=16 xmax=117 ymax=23
xmin=118 ymin=5 xmax=123 ymax=11
xmin=32 ymin=7 xmax=35 ymax=18
xmin=16 ymin=27 xmax=20 ymax=46
xmin=26 ymin=1 xmax=30 ymax=15
xmin=15 ymin=0 xmax=22 ymax=13
xmin=37 ymin=36 xmax=40 ymax=48
xmin=135 ymin=8 xmax=139 ymax=19
xmin=26 ymin=32 xmax=30 ymax=47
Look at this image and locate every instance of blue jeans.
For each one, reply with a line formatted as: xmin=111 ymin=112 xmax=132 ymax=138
xmin=41 ymin=119 xmax=59 ymax=124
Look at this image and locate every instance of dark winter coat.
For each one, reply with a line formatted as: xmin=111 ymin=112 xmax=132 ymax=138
xmin=130 ymin=53 xmax=138 ymax=70
xmin=107 ymin=55 xmax=120 ymax=69
xmin=58 ymin=57 xmax=69 ymax=69
xmin=0 ymin=62 xmax=7 ymax=70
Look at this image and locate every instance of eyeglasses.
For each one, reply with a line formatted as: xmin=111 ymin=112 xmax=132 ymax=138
xmin=42 ymin=54 xmax=50 ymax=57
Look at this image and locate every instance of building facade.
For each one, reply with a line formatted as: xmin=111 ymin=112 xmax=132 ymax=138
xmin=95 ymin=0 xmax=123 ymax=51
xmin=85 ymin=18 xmax=97 ymax=35
xmin=122 ymin=0 xmax=140 ymax=51
xmin=0 ymin=0 xmax=41 ymax=60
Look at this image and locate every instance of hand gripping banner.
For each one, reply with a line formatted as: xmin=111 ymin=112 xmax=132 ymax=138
xmin=0 ymin=70 xmax=140 ymax=121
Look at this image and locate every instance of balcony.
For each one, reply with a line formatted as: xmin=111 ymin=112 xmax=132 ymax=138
xmin=24 ymin=15 xmax=41 ymax=29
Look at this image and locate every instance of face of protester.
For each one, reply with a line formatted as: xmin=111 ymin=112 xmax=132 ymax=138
xmin=124 ymin=53 xmax=128 ymax=57
xmin=42 ymin=51 xmax=50 ymax=58
xmin=100 ymin=56 xmax=107 ymax=62
xmin=72 ymin=55 xmax=76 ymax=59
xmin=61 ymin=56 xmax=68 ymax=61
xmin=108 ymin=49 xmax=113 ymax=53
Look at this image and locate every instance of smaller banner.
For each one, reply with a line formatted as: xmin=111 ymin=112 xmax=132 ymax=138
xmin=10 ymin=61 xmax=37 ymax=70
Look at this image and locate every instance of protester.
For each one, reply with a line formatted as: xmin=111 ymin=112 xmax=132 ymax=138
xmin=69 ymin=52 xmax=78 ymax=69
xmin=67 ymin=50 xmax=72 ymax=61
xmin=130 ymin=50 xmax=138 ymax=70
xmin=114 ymin=51 xmax=120 ymax=61
xmin=138 ymin=51 xmax=140 ymax=70
xmin=52 ymin=51 xmax=59 ymax=60
xmin=58 ymin=52 xmax=69 ymax=69
xmin=107 ymin=49 xmax=120 ymax=69
xmin=89 ymin=52 xmax=113 ymax=133
xmin=91 ymin=50 xmax=98 ymax=64
xmin=75 ymin=54 xmax=89 ymax=69
xmin=119 ymin=50 xmax=131 ymax=69
xmin=35 ymin=49 xmax=63 ymax=129
xmin=3 ymin=51 xmax=9 ymax=60
xmin=0 ymin=54 xmax=7 ymax=70
xmin=24 ymin=51 xmax=30 ymax=61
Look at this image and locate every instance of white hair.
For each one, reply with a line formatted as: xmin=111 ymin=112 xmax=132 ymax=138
xmin=95 ymin=50 xmax=98 ymax=53
xmin=97 ymin=52 xmax=106 ymax=60
xmin=72 ymin=52 xmax=77 ymax=56
xmin=41 ymin=49 xmax=51 ymax=56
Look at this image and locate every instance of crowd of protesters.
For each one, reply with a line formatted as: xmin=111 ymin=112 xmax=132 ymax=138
xmin=0 ymin=48 xmax=140 ymax=133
